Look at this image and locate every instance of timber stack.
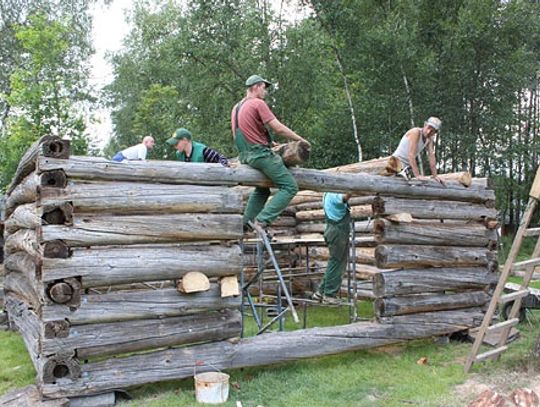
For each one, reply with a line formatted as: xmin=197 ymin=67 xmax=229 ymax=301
xmin=371 ymin=179 xmax=499 ymax=325
xmin=1 ymin=141 xmax=498 ymax=403
xmin=2 ymin=136 xmax=243 ymax=404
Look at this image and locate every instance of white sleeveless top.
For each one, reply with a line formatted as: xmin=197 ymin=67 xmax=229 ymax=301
xmin=393 ymin=129 xmax=425 ymax=167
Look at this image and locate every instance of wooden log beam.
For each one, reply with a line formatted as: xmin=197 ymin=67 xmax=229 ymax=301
xmin=4 ymin=270 xmax=42 ymax=311
xmin=42 ymin=285 xmax=242 ymax=325
xmin=437 ymin=172 xmax=472 ymax=187
xmin=4 ymin=229 xmax=41 ymax=258
xmin=373 ymin=267 xmax=497 ymax=297
xmin=0 ymin=385 xmax=69 ymax=406
xmin=378 ymin=307 xmax=485 ymax=325
xmin=40 ymin=213 xmax=242 ymax=246
xmin=372 ymin=196 xmax=497 ymax=220
xmin=5 ymin=295 xmax=42 ymax=372
xmin=5 ymin=170 xmax=67 ymax=212
xmin=296 ymin=205 xmax=372 ymax=222
xmin=42 ymin=350 xmax=80 ymax=384
xmin=39 ymin=183 xmax=243 ymax=214
xmin=375 ymin=291 xmax=490 ymax=317
xmin=291 ymin=196 xmax=376 ymax=212
xmin=374 ymin=219 xmax=497 ymax=247
xmin=42 ymin=309 xmax=242 ymax=359
xmin=300 ymin=246 xmax=375 ymax=264
xmin=296 ymin=220 xmax=374 ymax=234
xmin=375 ymin=244 xmax=496 ymax=269
xmin=272 ymin=140 xmax=311 ymax=166
xmin=5 ymin=202 xmax=73 ymax=234
xmin=40 ymin=314 xmax=482 ymax=399
xmin=37 ymin=157 xmax=495 ymax=203
xmin=323 ymin=156 xmax=401 ymax=175
xmin=7 ymin=136 xmax=69 ymax=195
xmin=42 ymin=244 xmax=242 ymax=288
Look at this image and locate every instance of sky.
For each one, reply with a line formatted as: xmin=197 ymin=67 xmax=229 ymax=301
xmin=87 ymin=0 xmax=133 ymax=149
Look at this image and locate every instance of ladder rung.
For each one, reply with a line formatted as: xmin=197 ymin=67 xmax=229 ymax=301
xmin=524 ymin=227 xmax=540 ymax=237
xmin=486 ymin=318 xmax=519 ymax=332
xmin=499 ymin=289 xmax=529 ymax=304
xmin=475 ymin=345 xmax=508 ymax=362
xmin=513 ymin=258 xmax=540 ymax=271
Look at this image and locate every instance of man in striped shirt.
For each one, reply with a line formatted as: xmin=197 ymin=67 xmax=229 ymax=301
xmin=166 ymin=128 xmax=229 ymax=167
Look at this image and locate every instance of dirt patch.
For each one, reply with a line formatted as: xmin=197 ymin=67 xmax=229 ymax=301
xmin=454 ymin=370 xmax=540 ymax=406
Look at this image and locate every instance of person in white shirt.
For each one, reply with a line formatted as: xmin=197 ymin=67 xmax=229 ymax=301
xmin=112 ymin=136 xmax=155 ymax=162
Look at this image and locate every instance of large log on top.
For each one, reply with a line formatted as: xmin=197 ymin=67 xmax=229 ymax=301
xmin=38 ymin=156 xmax=495 ymax=203
xmin=42 ymin=244 xmax=242 ymax=288
xmin=371 ymin=196 xmax=496 ymax=220
xmin=40 ymin=309 xmax=484 ymax=399
xmin=42 ymin=285 xmax=242 ymax=325
xmin=42 ymin=309 xmax=242 ymax=358
xmin=375 ymin=291 xmax=490 ymax=317
xmin=40 ymin=213 xmax=242 ymax=246
xmin=373 ymin=267 xmax=497 ymax=296
xmin=374 ymin=219 xmax=497 ymax=247
xmin=375 ymin=244 xmax=496 ymax=269
xmin=39 ymin=183 xmax=243 ymax=214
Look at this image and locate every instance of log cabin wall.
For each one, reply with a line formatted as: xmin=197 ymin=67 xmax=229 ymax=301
xmin=2 ymin=140 xmax=498 ymax=402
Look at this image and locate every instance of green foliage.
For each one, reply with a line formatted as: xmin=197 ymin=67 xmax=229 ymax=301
xmin=0 ymin=11 xmax=92 ymax=191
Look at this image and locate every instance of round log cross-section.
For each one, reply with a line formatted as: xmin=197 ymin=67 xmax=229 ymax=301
xmin=40 ymin=170 xmax=67 ymax=189
xmin=48 ymin=282 xmax=73 ymax=304
xmin=42 ymin=139 xmax=70 ymax=159
xmin=42 ymin=354 xmax=81 ymax=383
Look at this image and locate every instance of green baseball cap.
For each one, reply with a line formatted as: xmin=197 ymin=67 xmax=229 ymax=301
xmin=166 ymin=128 xmax=192 ymax=145
xmin=245 ymin=74 xmax=272 ymax=88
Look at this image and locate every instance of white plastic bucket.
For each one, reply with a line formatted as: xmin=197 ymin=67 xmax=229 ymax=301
xmin=194 ymin=371 xmax=230 ymax=404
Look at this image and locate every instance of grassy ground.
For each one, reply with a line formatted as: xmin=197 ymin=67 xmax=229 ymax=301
xmin=1 ymin=235 xmax=540 ymax=405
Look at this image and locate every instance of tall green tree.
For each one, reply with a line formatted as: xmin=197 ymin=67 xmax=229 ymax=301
xmin=0 ymin=10 xmax=93 ymax=190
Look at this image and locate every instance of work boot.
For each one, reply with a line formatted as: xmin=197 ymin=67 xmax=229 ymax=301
xmin=322 ymin=295 xmax=341 ymax=306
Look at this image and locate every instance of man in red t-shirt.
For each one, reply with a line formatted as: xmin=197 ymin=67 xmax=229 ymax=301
xmin=231 ymin=74 xmax=310 ymax=231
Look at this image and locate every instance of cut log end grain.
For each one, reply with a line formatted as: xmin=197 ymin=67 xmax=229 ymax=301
xmin=220 ymin=276 xmax=240 ymax=298
xmin=177 ymin=271 xmax=210 ymax=293
xmin=271 ymin=140 xmax=311 ymax=167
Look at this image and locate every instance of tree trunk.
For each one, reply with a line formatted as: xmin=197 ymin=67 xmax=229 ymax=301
xmin=38 ymin=157 xmax=495 ymax=203
xmin=40 ymin=213 xmax=242 ymax=246
xmin=42 ymin=244 xmax=242 ymax=288
xmin=375 ymin=291 xmax=490 ymax=317
xmin=375 ymin=244 xmax=496 ymax=269
xmin=372 ymin=196 xmax=497 ymax=220
xmin=374 ymin=219 xmax=497 ymax=247
xmin=42 ymin=285 xmax=242 ymax=325
xmin=42 ymin=309 xmax=241 ymax=359
xmin=39 ymin=183 xmax=243 ymax=214
xmin=373 ymin=267 xmax=497 ymax=296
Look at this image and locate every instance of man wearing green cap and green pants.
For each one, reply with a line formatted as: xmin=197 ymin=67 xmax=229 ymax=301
xmin=231 ymin=74 xmax=310 ymax=232
xmin=166 ymin=127 xmax=230 ymax=166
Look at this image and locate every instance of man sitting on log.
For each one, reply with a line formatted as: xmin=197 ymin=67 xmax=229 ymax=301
xmin=312 ymin=192 xmax=352 ymax=306
xmin=231 ymin=74 xmax=310 ymax=233
xmin=389 ymin=116 xmax=444 ymax=183
xmin=111 ymin=136 xmax=155 ymax=162
xmin=166 ymin=127 xmax=230 ymax=167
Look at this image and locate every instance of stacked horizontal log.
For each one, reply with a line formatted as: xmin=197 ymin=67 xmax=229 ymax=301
xmin=3 ymin=137 xmax=243 ymax=403
xmin=3 ymin=147 xmax=499 ymax=401
xmin=371 ymin=193 xmax=498 ymax=324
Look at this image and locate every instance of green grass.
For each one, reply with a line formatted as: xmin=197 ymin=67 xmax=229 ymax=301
xmin=0 ymin=330 xmax=35 ymax=395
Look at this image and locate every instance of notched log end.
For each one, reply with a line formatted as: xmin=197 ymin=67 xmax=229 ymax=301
xmin=43 ymin=240 xmax=71 ymax=258
xmin=42 ymin=354 xmax=80 ymax=384
xmin=41 ymin=139 xmax=70 ymax=159
xmin=44 ymin=320 xmax=70 ymax=339
xmin=47 ymin=278 xmax=81 ymax=307
xmin=40 ymin=170 xmax=67 ymax=189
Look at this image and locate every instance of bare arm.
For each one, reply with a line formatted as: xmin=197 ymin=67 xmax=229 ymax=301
xmin=267 ymin=118 xmax=310 ymax=145
xmin=427 ymin=140 xmax=437 ymax=176
xmin=406 ymin=129 xmax=422 ymax=178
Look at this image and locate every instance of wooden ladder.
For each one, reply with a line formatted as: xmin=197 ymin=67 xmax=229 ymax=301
xmin=464 ymin=165 xmax=540 ymax=373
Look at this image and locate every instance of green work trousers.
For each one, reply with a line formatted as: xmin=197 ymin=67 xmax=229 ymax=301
xmin=241 ymin=145 xmax=299 ymax=226
xmin=319 ymin=214 xmax=350 ymax=297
